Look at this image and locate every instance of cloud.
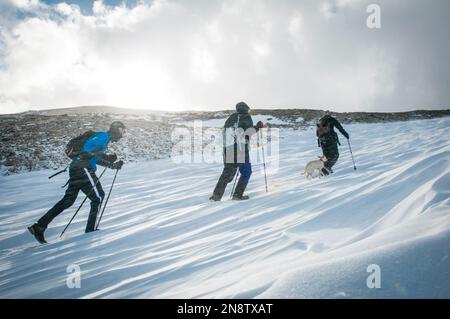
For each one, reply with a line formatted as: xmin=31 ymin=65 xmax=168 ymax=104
xmin=319 ymin=0 xmax=360 ymax=19
xmin=8 ymin=0 xmax=44 ymax=10
xmin=0 ymin=0 xmax=449 ymax=113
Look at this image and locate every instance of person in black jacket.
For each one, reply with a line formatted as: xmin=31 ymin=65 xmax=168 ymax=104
xmin=316 ymin=114 xmax=349 ymax=175
xmin=210 ymin=102 xmax=264 ymax=201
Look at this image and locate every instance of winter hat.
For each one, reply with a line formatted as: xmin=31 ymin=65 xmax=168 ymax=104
xmin=109 ymin=121 xmax=126 ymax=141
xmin=236 ymin=102 xmax=250 ymax=114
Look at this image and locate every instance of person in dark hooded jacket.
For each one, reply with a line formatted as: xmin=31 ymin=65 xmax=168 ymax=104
xmin=316 ymin=114 xmax=349 ymax=175
xmin=210 ymin=102 xmax=264 ymax=201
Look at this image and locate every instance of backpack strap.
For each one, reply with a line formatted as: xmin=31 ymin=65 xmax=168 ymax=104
xmin=234 ymin=114 xmax=240 ymax=139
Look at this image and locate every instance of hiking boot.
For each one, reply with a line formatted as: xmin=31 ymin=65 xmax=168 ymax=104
xmin=209 ymin=195 xmax=221 ymax=202
xmin=232 ymin=195 xmax=250 ymax=201
xmin=28 ymin=224 xmax=47 ymax=244
xmin=85 ymin=228 xmax=100 ymax=234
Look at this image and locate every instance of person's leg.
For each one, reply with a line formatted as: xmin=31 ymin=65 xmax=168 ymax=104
xmin=81 ymin=168 xmax=105 ymax=233
xmin=323 ymin=152 xmax=339 ymax=175
xmin=37 ymin=181 xmax=80 ymax=230
xmin=233 ymin=162 xmax=252 ymax=199
xmin=29 ymin=166 xmax=84 ymax=243
xmin=211 ymin=164 xmax=238 ymax=201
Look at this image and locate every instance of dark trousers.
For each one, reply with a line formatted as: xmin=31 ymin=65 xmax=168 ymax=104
xmin=322 ymin=150 xmax=339 ymax=175
xmin=38 ymin=166 xmax=105 ymax=232
xmin=213 ymin=163 xmax=252 ymax=200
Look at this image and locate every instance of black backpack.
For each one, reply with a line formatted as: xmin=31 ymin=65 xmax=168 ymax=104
xmin=66 ymin=131 xmax=95 ymax=159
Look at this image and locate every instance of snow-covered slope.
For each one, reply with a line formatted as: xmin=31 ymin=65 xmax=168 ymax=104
xmin=0 ymin=118 xmax=449 ymax=298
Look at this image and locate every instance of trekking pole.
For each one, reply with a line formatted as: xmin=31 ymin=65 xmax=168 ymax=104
xmin=230 ymin=170 xmax=239 ymax=199
xmin=48 ymin=166 xmax=68 ymax=179
xmin=60 ymin=167 xmax=107 ymax=238
xmin=347 ymin=139 xmax=357 ymax=170
xmin=95 ymin=168 xmax=119 ymax=230
xmin=258 ymin=130 xmax=268 ymax=192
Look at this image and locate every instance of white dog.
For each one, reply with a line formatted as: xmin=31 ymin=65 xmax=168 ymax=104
xmin=302 ymin=156 xmax=328 ymax=179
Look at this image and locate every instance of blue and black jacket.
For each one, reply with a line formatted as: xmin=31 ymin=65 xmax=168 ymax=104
xmin=81 ymin=131 xmax=111 ymax=172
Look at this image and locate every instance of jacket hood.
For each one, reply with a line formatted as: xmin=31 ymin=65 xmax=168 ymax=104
xmin=236 ymin=102 xmax=250 ymax=114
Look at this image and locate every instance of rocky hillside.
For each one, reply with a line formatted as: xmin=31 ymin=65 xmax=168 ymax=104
xmin=0 ymin=106 xmax=449 ymax=175
xmin=0 ymin=112 xmax=175 ymax=175
xmin=176 ymin=108 xmax=450 ymax=127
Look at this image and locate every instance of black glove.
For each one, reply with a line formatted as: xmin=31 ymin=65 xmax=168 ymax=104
xmin=107 ymin=154 xmax=118 ymax=163
xmin=343 ymin=132 xmax=349 ymax=139
xmin=110 ymin=160 xmax=124 ymax=170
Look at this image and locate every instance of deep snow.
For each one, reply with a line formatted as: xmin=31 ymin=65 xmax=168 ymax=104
xmin=0 ymin=118 xmax=449 ymax=298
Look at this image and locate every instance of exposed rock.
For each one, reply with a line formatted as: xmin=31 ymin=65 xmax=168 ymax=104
xmin=0 ymin=107 xmax=449 ymax=175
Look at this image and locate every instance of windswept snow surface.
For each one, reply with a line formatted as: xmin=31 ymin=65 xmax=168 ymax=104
xmin=0 ymin=118 xmax=449 ymax=298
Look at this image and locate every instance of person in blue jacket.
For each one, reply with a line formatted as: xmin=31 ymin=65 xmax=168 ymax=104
xmin=28 ymin=121 xmax=126 ymax=244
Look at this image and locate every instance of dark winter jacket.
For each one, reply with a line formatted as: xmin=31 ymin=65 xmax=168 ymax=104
xmin=317 ymin=115 xmax=349 ymax=156
xmin=223 ymin=102 xmax=259 ymax=164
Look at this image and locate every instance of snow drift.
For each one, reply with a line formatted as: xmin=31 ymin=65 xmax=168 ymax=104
xmin=0 ymin=118 xmax=449 ymax=298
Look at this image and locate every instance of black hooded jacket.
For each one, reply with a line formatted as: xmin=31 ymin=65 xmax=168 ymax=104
xmin=223 ymin=102 xmax=258 ymax=164
xmin=317 ymin=115 xmax=349 ymax=155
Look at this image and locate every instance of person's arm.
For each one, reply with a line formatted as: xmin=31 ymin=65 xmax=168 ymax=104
xmin=92 ymin=152 xmax=117 ymax=163
xmin=316 ymin=123 xmax=322 ymax=147
xmin=331 ymin=117 xmax=349 ymax=139
xmin=242 ymin=114 xmax=266 ymax=136
xmin=84 ymin=133 xmax=121 ymax=166
xmin=254 ymin=121 xmax=264 ymax=131
xmin=224 ymin=114 xmax=237 ymax=128
xmin=97 ymin=158 xmax=123 ymax=169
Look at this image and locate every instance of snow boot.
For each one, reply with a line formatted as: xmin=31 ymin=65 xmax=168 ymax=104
xmin=28 ymin=224 xmax=47 ymax=244
xmin=86 ymin=228 xmax=100 ymax=233
xmin=209 ymin=195 xmax=221 ymax=202
xmin=232 ymin=195 xmax=250 ymax=201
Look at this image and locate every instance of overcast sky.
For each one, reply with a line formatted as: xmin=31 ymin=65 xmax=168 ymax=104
xmin=0 ymin=0 xmax=449 ymax=114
